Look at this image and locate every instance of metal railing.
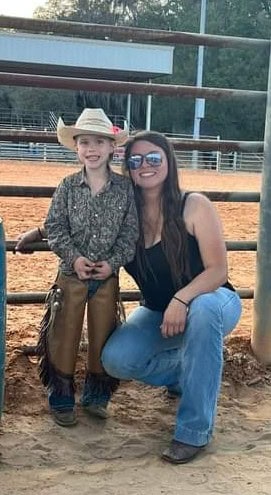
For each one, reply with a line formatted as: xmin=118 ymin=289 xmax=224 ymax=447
xmin=2 ymin=184 xmax=259 ymax=305
xmin=0 ymin=109 xmax=130 ymax=132
xmin=0 ymin=219 xmax=6 ymax=418
xmin=0 ymin=141 xmax=76 ymax=162
xmin=0 ymin=15 xmax=270 ymax=361
xmin=0 ymin=141 xmax=264 ymax=172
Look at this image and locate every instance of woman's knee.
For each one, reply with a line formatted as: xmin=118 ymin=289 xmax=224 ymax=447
xmin=190 ymin=292 xmax=222 ymax=316
xmin=182 ymin=294 xmax=227 ymax=352
xmin=101 ymin=327 xmax=142 ymax=380
xmin=101 ymin=339 xmax=124 ymax=378
xmin=187 ymin=289 xmax=241 ymax=338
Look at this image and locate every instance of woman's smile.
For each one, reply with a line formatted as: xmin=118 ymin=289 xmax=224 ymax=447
xmin=139 ymin=171 xmax=157 ymax=178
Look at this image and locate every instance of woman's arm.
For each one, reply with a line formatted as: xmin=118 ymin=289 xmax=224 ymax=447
xmin=175 ymin=192 xmax=228 ymax=304
xmin=15 ymin=226 xmax=47 ymax=252
xmin=161 ymin=193 xmax=228 ymax=338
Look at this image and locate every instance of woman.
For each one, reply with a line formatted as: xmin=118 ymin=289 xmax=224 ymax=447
xmin=15 ymin=131 xmax=241 ymax=463
xmin=99 ymin=131 xmax=242 ymax=464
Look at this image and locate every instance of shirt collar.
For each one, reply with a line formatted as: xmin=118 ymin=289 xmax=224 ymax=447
xmin=79 ymin=166 xmax=118 ymax=189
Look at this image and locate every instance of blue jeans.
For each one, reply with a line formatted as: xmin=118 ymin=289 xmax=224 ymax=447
xmin=101 ymin=287 xmax=242 ymax=447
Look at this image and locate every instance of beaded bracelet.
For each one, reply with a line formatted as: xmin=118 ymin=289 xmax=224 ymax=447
xmin=173 ymin=295 xmax=189 ymax=307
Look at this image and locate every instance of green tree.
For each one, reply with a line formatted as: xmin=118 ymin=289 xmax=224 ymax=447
xmin=3 ymin=0 xmax=270 ymax=139
xmin=137 ymin=0 xmax=271 ymax=138
xmin=35 ymin=0 xmax=141 ymax=24
xmin=203 ymin=0 xmax=270 ymax=139
xmin=1 ymin=87 xmax=77 ymax=114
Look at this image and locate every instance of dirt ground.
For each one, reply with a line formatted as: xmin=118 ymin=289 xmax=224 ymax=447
xmin=0 ymin=161 xmax=271 ymax=495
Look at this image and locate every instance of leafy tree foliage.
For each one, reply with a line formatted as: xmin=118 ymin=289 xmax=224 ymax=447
xmin=35 ymin=0 xmax=142 ymax=24
xmin=2 ymin=0 xmax=271 ymax=139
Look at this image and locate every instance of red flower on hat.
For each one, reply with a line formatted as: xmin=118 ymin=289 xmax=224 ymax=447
xmin=112 ymin=125 xmax=122 ymax=134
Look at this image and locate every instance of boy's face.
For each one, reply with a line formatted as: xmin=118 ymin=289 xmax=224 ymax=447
xmin=75 ymin=134 xmax=114 ymax=171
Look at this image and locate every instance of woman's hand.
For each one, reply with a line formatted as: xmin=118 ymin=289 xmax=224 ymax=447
xmin=15 ymin=228 xmax=43 ymax=253
xmin=160 ymin=298 xmax=188 ymax=338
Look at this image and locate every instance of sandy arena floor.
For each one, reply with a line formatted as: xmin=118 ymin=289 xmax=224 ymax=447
xmin=0 ymin=161 xmax=271 ymax=495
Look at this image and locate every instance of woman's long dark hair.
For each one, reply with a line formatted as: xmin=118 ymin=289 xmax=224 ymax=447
xmin=124 ymin=131 xmax=191 ymax=289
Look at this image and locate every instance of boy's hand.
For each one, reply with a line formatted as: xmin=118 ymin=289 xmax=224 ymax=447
xmin=91 ymin=261 xmax=112 ymax=280
xmin=73 ymin=256 xmax=96 ymax=280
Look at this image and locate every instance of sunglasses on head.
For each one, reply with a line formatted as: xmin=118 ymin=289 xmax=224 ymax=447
xmin=127 ymin=151 xmax=163 ymax=170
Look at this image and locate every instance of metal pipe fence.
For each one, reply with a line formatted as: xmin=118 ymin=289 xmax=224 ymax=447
xmin=0 ymin=219 xmax=6 ymax=417
xmin=0 ymin=72 xmax=267 ymax=101
xmin=0 ymin=109 xmax=129 ymax=132
xmin=0 ymin=142 xmax=264 ymax=172
xmin=0 ymin=15 xmax=269 ymax=50
xmin=0 ymin=15 xmax=270 ymax=361
xmin=3 ymin=188 xmax=259 ymax=305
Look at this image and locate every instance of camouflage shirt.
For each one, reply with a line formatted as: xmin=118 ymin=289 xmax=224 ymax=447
xmin=45 ymin=168 xmax=139 ymax=275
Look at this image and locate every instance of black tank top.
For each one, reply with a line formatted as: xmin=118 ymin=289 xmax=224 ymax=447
xmin=125 ymin=193 xmax=234 ymax=312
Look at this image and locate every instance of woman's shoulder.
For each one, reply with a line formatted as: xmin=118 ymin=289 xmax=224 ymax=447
xmin=183 ymin=192 xmax=215 ymax=231
xmin=183 ymin=191 xmax=211 ymax=211
xmin=185 ymin=191 xmax=210 ymax=202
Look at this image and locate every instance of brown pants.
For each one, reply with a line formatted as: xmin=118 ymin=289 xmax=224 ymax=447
xmin=39 ymin=272 xmax=120 ymax=386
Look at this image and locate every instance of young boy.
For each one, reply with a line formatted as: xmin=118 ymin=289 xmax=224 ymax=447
xmin=38 ymin=108 xmax=138 ymax=427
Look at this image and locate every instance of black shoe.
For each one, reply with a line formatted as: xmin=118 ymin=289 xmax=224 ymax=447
xmin=51 ymin=408 xmax=77 ymax=427
xmin=166 ymin=384 xmax=182 ymax=400
xmin=161 ymin=439 xmax=204 ymax=464
xmin=166 ymin=389 xmax=181 ymax=400
xmin=82 ymin=403 xmax=108 ymax=420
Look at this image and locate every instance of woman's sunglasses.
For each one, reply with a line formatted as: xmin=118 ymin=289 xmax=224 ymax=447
xmin=127 ymin=151 xmax=162 ymax=170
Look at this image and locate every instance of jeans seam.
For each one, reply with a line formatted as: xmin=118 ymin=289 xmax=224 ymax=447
xmin=219 ymin=289 xmax=240 ymax=311
xmin=174 ymin=424 xmax=212 ymax=446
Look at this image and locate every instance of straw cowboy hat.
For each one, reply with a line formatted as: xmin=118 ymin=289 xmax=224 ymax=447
xmin=57 ymin=108 xmax=128 ymax=150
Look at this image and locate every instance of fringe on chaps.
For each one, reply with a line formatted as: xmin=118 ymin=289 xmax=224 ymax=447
xmin=37 ymin=272 xmax=122 ymax=400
